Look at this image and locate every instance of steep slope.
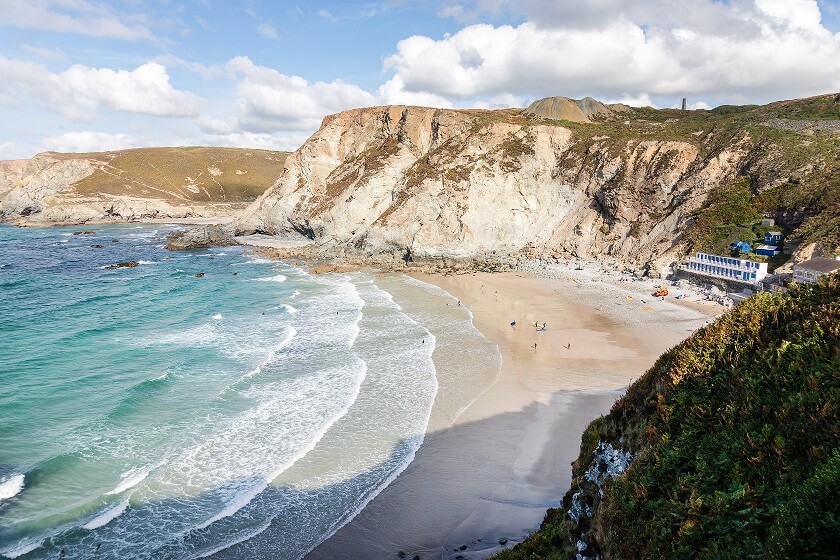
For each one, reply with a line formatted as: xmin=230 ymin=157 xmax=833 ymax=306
xmin=239 ymin=94 xmax=840 ymax=274
xmin=0 ymin=147 xmax=288 ymax=224
xmin=496 ymin=275 xmax=840 ymax=559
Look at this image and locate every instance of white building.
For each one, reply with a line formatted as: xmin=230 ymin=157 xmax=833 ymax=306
xmin=793 ymin=257 xmax=840 ymax=284
xmin=683 ymin=253 xmax=768 ymax=284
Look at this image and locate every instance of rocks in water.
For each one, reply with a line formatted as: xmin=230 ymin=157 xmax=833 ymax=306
xmin=459 ymin=544 xmax=467 ymax=551
xmin=165 ymin=224 xmax=237 ymax=250
xmin=398 ymin=551 xmax=406 ymax=559
xmin=106 ymin=261 xmax=139 ymax=269
xmin=90 ymin=244 xmax=103 ymax=248
xmin=72 ymin=230 xmax=95 ymax=235
xmin=194 ymin=272 xmax=205 ymax=278
xmin=498 ymin=538 xmax=508 ymax=546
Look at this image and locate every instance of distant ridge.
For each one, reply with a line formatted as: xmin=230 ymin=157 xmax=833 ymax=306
xmin=525 ymin=95 xmax=626 ymax=122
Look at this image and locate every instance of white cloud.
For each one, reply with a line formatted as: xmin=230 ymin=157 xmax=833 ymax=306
xmin=257 ymin=23 xmax=279 ymax=39
xmin=225 ymin=56 xmax=376 ymax=132
xmin=0 ymin=56 xmax=198 ymax=119
xmin=59 ymin=63 xmax=199 ymax=117
xmin=0 ymin=0 xmax=156 ymax=41
xmin=403 ymin=0 xmax=840 ymax=103
xmin=377 ymin=75 xmax=454 ymax=108
xmin=603 ymin=93 xmax=656 ymax=108
xmin=41 ymin=131 xmax=139 ymax=153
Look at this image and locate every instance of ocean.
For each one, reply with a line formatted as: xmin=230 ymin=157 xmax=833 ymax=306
xmin=0 ymin=224 xmax=499 ymax=559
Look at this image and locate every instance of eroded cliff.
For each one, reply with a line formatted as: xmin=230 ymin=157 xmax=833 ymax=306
xmin=239 ymin=94 xmax=840 ymax=274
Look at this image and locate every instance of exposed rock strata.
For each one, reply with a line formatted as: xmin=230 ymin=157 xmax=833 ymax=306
xmin=238 ymin=105 xmax=756 ymax=275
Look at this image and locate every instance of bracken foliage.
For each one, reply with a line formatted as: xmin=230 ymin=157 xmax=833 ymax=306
xmin=496 ymin=275 xmax=840 ymax=560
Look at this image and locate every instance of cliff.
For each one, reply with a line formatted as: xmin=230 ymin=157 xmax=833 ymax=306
xmin=496 ymin=275 xmax=840 ymax=559
xmin=0 ymin=147 xmax=288 ymax=225
xmin=238 ymin=94 xmax=840 ymax=274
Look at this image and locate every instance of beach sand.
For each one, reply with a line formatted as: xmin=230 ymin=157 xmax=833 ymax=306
xmin=306 ymin=270 xmax=719 ymax=560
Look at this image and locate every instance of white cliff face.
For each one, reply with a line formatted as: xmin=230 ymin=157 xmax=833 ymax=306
xmin=239 ymin=106 xmax=752 ymax=273
xmin=2 ymin=155 xmax=95 ymax=218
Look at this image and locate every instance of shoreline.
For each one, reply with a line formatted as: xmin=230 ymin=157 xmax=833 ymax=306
xmin=305 ymin=269 xmax=719 ymax=560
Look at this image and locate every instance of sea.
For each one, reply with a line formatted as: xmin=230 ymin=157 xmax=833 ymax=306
xmin=0 ymin=224 xmax=499 ymax=560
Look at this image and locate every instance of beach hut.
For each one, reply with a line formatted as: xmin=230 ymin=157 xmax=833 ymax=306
xmin=755 ymin=244 xmax=780 ymax=257
xmin=730 ymin=241 xmax=752 ymax=255
xmin=764 ymin=231 xmax=783 ymax=245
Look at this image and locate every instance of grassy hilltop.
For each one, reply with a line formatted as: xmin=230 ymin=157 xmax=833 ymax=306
xmin=51 ymin=146 xmax=288 ymax=204
xmin=496 ymin=275 xmax=840 ymax=559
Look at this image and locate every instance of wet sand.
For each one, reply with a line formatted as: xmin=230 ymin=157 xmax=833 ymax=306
xmin=306 ymin=270 xmax=718 ymax=560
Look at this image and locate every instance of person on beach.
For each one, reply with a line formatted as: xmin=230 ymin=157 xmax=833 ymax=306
xmin=534 ymin=342 xmax=537 ymax=350
xmin=510 ymin=320 xmax=516 ymax=327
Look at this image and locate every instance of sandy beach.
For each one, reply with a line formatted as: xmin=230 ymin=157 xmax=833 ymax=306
xmin=306 ymin=268 xmax=719 ymax=560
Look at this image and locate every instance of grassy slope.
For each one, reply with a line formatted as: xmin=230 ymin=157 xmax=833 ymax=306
xmin=49 ymin=147 xmax=288 ymax=205
xmin=495 ymin=275 xmax=840 ymax=560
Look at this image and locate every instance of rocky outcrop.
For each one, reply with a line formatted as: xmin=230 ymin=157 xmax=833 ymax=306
xmin=165 ymin=224 xmax=238 ymax=250
xmin=237 ymin=105 xmax=757 ymax=275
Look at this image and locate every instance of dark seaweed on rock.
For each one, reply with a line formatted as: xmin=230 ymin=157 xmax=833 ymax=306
xmin=496 ymin=275 xmax=840 ymax=560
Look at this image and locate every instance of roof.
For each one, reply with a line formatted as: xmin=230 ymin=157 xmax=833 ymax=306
xmin=794 ymin=257 xmax=840 ymax=273
xmin=756 ymin=244 xmax=779 ymax=250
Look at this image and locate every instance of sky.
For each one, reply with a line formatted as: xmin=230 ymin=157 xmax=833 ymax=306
xmin=1 ymin=0 xmax=839 ymax=159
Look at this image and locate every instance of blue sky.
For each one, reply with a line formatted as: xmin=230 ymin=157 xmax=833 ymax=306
xmin=1 ymin=0 xmax=839 ymax=158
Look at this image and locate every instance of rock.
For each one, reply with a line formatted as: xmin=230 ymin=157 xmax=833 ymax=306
xmin=194 ymin=272 xmax=205 ymax=278
xmin=72 ymin=230 xmax=96 ymax=235
xmin=412 ymin=556 xmax=420 ymax=560
xmin=90 ymin=244 xmax=103 ymax=248
xmin=459 ymin=544 xmax=467 ymax=551
xmin=106 ymin=261 xmax=139 ymax=269
xmin=166 ymin=224 xmax=237 ymax=250
xmin=498 ymin=538 xmax=508 ymax=546
xmin=398 ymin=551 xmax=406 ymax=559
xmin=236 ymin=104 xmax=734 ymax=274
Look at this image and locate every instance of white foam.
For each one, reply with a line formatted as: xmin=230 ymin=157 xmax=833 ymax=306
xmin=250 ymin=274 xmax=287 ymax=283
xmin=0 ymin=473 xmax=24 ymax=501
xmin=107 ymin=465 xmax=154 ymax=495
xmin=1 ymin=538 xmax=44 ymax=559
xmin=137 ymin=260 xmax=156 ymax=265
xmin=193 ymin=519 xmax=273 ymax=559
xmin=242 ymin=326 xmax=297 ymax=379
xmin=212 ymin=313 xmax=223 ymax=320
xmin=283 ymin=304 xmax=298 ymax=315
xmin=82 ymin=499 xmax=129 ymax=530
xmin=231 ymin=257 xmax=274 ymax=266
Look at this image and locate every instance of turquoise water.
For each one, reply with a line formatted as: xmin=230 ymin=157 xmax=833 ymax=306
xmin=0 ymin=224 xmax=485 ymax=559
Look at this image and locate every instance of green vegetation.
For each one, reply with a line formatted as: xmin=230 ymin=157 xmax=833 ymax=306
xmin=686 ymin=176 xmax=763 ymax=255
xmin=55 ymin=147 xmax=288 ymax=204
xmin=496 ymin=276 xmax=840 ymax=559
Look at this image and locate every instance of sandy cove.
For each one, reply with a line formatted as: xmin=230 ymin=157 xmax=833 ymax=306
xmin=305 ymin=269 xmax=720 ymax=560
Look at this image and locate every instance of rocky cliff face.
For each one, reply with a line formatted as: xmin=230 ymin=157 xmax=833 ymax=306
xmin=0 ymin=147 xmax=288 ymax=225
xmin=238 ymin=104 xmax=760 ymax=274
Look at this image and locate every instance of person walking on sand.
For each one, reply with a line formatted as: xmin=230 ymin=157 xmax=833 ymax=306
xmin=534 ymin=342 xmax=537 ymax=350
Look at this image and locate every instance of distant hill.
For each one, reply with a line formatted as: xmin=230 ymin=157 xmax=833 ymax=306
xmin=496 ymin=275 xmax=840 ymax=559
xmin=525 ymin=95 xmax=626 ymax=122
xmin=0 ymin=147 xmax=288 ymax=225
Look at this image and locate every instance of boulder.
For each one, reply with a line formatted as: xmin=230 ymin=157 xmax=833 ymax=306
xmin=106 ymin=261 xmax=139 ymax=269
xmin=166 ymin=224 xmax=237 ymax=250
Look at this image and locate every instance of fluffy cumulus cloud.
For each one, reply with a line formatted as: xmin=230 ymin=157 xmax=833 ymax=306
xmin=391 ymin=0 xmax=840 ymax=105
xmin=0 ymin=56 xmax=198 ymax=119
xmin=219 ymin=56 xmax=376 ymax=133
